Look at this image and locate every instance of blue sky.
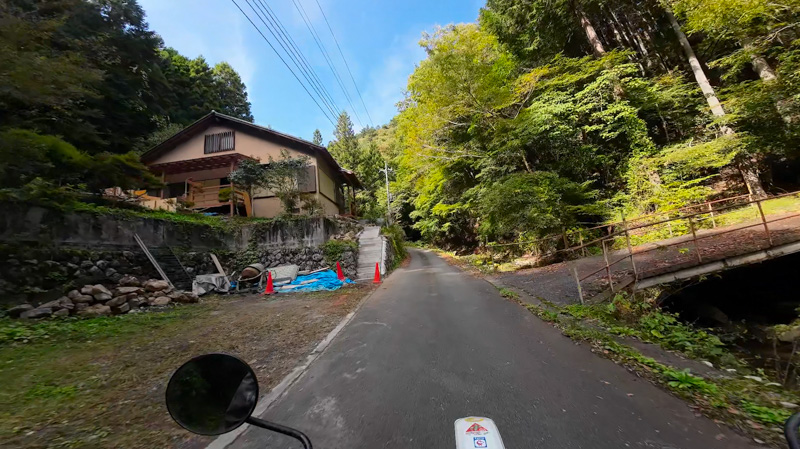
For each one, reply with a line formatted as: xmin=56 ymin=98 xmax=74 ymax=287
xmin=138 ymin=0 xmax=484 ymax=143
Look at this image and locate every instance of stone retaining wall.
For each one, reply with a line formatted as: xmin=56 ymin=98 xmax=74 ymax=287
xmin=0 ymin=204 xmax=361 ymax=309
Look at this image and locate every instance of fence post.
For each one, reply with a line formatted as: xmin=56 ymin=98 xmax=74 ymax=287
xmin=756 ymin=199 xmax=773 ymax=246
xmin=562 ymin=227 xmax=569 ymax=250
xmin=688 ymin=215 xmax=702 ymax=263
xmin=707 ymin=203 xmax=716 ymax=228
xmin=578 ymin=233 xmax=587 ymax=258
xmin=229 ymin=182 xmax=236 ymax=217
xmin=667 ymin=218 xmax=674 ymax=238
xmin=621 ymin=213 xmax=638 ymax=281
xmin=602 ymin=239 xmax=614 ymax=293
xmin=572 ymin=267 xmax=584 ymax=305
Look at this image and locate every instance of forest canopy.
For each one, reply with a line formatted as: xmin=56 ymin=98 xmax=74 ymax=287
xmin=383 ymin=0 xmax=800 ymax=249
xmin=0 ymin=0 xmax=253 ymax=198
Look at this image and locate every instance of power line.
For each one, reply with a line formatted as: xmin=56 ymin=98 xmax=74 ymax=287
xmin=231 ymin=0 xmax=335 ymax=126
xmin=251 ymin=0 xmax=341 ymax=119
xmin=291 ymin=0 xmax=364 ymax=128
xmin=244 ymin=0 xmax=339 ymax=122
xmin=313 ymin=0 xmax=374 ymax=126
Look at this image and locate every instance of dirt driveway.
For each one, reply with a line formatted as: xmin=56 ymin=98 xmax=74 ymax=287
xmin=0 ymin=285 xmax=373 ymax=449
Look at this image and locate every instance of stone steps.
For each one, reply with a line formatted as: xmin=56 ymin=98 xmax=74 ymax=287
xmin=356 ymin=226 xmax=384 ymax=282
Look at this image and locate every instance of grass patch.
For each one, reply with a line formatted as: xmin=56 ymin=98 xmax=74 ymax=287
xmin=561 ymin=292 xmax=738 ymax=367
xmin=496 ymin=287 xmax=519 ymax=300
xmin=0 ymin=288 xmax=369 ymax=449
xmin=716 ymin=195 xmax=800 ymax=227
xmin=0 ymin=309 xmax=201 ymax=345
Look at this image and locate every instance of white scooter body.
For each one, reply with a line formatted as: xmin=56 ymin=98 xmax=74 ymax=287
xmin=454 ymin=417 xmax=506 ymax=449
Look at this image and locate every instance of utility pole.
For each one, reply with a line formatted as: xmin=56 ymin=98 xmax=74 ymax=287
xmin=380 ymin=161 xmax=393 ymax=225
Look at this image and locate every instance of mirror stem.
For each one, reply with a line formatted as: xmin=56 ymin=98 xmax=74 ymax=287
xmin=245 ymin=416 xmax=313 ymax=449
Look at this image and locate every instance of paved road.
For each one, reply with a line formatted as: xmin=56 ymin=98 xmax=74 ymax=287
xmin=229 ymin=249 xmax=758 ymax=449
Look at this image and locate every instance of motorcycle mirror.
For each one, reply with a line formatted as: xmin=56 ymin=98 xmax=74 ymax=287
xmin=165 ymin=353 xmax=259 ymax=436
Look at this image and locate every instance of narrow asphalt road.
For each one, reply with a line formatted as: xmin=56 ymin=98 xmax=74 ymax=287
xmin=229 ymin=249 xmax=758 ymax=449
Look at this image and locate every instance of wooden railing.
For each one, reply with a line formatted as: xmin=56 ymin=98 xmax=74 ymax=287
xmin=186 ymin=183 xmax=250 ymax=216
xmin=486 ymin=190 xmax=800 ymax=301
xmin=188 ymin=184 xmax=232 ymax=208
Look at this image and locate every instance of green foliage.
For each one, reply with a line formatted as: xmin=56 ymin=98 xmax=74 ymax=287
xmin=497 ymin=287 xmax=519 ymax=300
xmin=228 ymin=158 xmax=267 ymax=208
xmin=0 ymin=129 xmax=160 ymax=202
xmin=386 ymin=0 xmax=800 ymax=251
xmin=608 ymin=293 xmax=733 ymax=364
xmin=0 ymin=129 xmax=90 ymax=189
xmin=301 ymin=194 xmax=324 ymax=217
xmin=329 ymin=112 xmax=361 ymax=171
xmin=525 ymin=295 xmax=800 ymax=441
xmin=478 ymin=172 xmax=596 ymax=242
xmin=664 ymin=368 xmax=718 ymax=394
xmin=329 ymin=113 xmax=390 ymax=219
xmin=381 ymin=224 xmax=408 ymax=269
xmin=321 ymin=239 xmax=358 ymax=266
xmin=740 ymin=400 xmax=793 ymax=425
xmin=625 ymin=135 xmax=740 ymax=214
xmin=157 ymin=49 xmax=253 ymax=126
xmin=229 ymin=153 xmax=309 ymax=216
xmin=0 ymin=1 xmax=251 ymax=156
xmin=480 ymin=0 xmax=578 ymax=66
xmin=263 ymin=150 xmax=311 ymax=214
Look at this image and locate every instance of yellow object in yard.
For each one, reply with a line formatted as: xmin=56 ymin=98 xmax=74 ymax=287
xmin=241 ymin=191 xmax=252 ymax=217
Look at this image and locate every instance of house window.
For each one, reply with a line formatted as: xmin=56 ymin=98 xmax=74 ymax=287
xmin=204 ymin=131 xmax=235 ymax=154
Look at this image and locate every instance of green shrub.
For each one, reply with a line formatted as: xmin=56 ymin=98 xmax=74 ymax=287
xmin=322 ymin=239 xmax=358 ymax=266
xmin=381 ymin=224 xmax=407 ymax=269
xmin=477 ymin=171 xmax=597 ymax=243
xmin=604 ymin=293 xmax=734 ymax=365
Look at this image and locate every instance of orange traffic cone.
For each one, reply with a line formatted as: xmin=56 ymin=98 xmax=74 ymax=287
xmin=262 ymin=271 xmax=274 ymax=295
xmin=372 ymin=262 xmax=381 ymax=284
xmin=336 ymin=261 xmax=345 ymax=281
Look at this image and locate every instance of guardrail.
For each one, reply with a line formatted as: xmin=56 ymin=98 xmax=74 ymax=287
xmin=487 ymin=190 xmax=800 ymax=301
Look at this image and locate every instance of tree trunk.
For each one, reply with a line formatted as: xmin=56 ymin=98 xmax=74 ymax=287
xmin=751 ymin=53 xmax=778 ymax=81
xmin=666 ymin=9 xmax=726 ymax=118
xmin=249 ymin=188 xmax=256 ymax=217
xmin=742 ymin=39 xmax=777 ymax=82
xmin=741 ymin=38 xmax=796 ymax=124
xmin=666 ymin=9 xmax=767 ymax=198
xmin=738 ymin=156 xmax=767 ymax=198
xmin=576 ymin=3 xmax=606 ymax=57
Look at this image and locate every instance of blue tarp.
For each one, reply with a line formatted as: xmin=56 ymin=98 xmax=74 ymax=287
xmin=277 ymin=269 xmax=354 ymax=293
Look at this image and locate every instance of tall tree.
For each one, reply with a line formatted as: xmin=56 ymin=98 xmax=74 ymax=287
xmin=574 ymin=1 xmax=606 ymax=57
xmin=328 ymin=112 xmax=360 ymax=170
xmin=666 ymin=9 xmax=767 ymax=197
xmin=312 ymin=129 xmax=323 ymax=146
xmin=1 ymin=0 xmax=168 ymax=154
xmin=212 ymin=62 xmax=253 ymax=122
xmin=665 ymin=10 xmax=727 ymax=119
xmin=480 ymin=0 xmax=581 ymax=65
